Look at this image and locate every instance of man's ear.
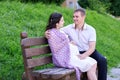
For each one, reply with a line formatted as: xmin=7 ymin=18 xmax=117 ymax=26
xmin=83 ymin=15 xmax=86 ymax=19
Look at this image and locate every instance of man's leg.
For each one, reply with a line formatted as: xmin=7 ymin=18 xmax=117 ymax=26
xmin=90 ymin=50 xmax=107 ymax=80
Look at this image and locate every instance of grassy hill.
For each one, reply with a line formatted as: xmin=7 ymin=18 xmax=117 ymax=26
xmin=0 ymin=1 xmax=120 ymax=80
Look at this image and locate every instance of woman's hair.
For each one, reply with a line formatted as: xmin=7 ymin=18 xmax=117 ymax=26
xmin=46 ymin=12 xmax=62 ymax=30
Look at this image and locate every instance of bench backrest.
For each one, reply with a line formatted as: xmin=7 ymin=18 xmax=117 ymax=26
xmin=20 ymin=32 xmax=52 ymax=80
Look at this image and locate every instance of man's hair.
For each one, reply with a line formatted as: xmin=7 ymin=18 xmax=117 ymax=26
xmin=74 ymin=8 xmax=86 ymax=16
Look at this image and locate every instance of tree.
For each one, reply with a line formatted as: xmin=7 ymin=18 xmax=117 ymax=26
xmin=109 ymin=0 xmax=120 ymax=16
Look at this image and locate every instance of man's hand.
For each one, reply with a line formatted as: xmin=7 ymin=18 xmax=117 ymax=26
xmin=70 ymin=41 xmax=76 ymax=45
xmin=77 ymin=54 xmax=87 ymax=60
xmin=45 ymin=30 xmax=50 ymax=39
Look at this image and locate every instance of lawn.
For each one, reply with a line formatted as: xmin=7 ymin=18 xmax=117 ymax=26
xmin=0 ymin=1 xmax=120 ymax=80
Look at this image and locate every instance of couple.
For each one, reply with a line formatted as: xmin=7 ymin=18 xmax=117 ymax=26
xmin=45 ymin=8 xmax=107 ymax=80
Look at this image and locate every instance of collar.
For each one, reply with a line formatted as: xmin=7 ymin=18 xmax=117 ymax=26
xmin=72 ymin=23 xmax=87 ymax=30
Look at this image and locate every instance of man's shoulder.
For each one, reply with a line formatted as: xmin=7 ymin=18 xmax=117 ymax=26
xmin=85 ymin=23 xmax=95 ymax=30
xmin=61 ymin=23 xmax=74 ymax=30
xmin=65 ymin=24 xmax=74 ymax=28
xmin=60 ymin=24 xmax=74 ymax=33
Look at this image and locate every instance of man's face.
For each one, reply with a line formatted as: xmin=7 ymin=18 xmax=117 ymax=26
xmin=73 ymin=12 xmax=84 ymax=25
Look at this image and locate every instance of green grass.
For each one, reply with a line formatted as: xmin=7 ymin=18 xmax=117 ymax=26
xmin=0 ymin=1 xmax=120 ymax=80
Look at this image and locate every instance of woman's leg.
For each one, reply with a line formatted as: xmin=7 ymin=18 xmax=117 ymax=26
xmin=87 ymin=63 xmax=97 ymax=80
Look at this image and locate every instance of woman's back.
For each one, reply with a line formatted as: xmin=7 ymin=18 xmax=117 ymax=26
xmin=48 ymin=28 xmax=71 ymax=67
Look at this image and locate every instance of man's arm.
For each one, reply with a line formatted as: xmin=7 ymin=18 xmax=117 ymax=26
xmin=78 ymin=41 xmax=96 ymax=59
xmin=45 ymin=30 xmax=51 ymax=39
xmin=83 ymin=26 xmax=96 ymax=57
xmin=84 ymin=41 xmax=96 ymax=56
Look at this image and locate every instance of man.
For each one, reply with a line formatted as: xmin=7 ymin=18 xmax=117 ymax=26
xmin=60 ymin=8 xmax=107 ymax=80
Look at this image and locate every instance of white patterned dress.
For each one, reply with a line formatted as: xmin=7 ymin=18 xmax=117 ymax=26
xmin=69 ymin=43 xmax=97 ymax=72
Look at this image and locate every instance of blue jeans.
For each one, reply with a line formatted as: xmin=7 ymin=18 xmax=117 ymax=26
xmin=80 ymin=50 xmax=107 ymax=80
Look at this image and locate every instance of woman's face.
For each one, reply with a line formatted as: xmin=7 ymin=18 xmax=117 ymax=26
xmin=56 ymin=17 xmax=64 ymax=29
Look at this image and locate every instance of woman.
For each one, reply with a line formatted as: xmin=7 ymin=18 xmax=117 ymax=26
xmin=45 ymin=12 xmax=97 ymax=80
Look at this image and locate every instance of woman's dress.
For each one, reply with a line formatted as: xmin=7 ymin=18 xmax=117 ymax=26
xmin=69 ymin=43 xmax=97 ymax=72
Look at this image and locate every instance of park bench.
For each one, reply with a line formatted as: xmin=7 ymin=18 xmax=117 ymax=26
xmin=20 ymin=32 xmax=87 ymax=80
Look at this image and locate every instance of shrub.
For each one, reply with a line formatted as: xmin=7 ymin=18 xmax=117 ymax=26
xmin=109 ymin=0 xmax=120 ymax=16
xmin=21 ymin=0 xmax=65 ymax=5
xmin=78 ymin=0 xmax=110 ymax=14
xmin=78 ymin=0 xmax=89 ymax=9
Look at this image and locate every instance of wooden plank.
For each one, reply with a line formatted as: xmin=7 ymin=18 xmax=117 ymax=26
xmin=32 ymin=67 xmax=65 ymax=79
xmin=50 ymin=68 xmax=75 ymax=79
xmin=33 ymin=67 xmax=60 ymax=73
xmin=25 ymin=46 xmax=51 ymax=58
xmin=27 ymin=56 xmax=52 ymax=68
xmin=41 ymin=68 xmax=65 ymax=79
xmin=21 ymin=37 xmax=48 ymax=47
xmin=41 ymin=68 xmax=75 ymax=79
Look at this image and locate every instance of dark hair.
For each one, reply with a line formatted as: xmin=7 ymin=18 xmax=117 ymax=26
xmin=46 ymin=12 xmax=62 ymax=30
xmin=74 ymin=8 xmax=86 ymax=16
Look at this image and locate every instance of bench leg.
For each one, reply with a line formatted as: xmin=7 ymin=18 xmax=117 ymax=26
xmin=64 ymin=75 xmax=70 ymax=80
xmin=81 ymin=72 xmax=88 ymax=80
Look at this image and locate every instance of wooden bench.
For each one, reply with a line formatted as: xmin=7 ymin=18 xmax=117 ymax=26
xmin=20 ymin=32 xmax=88 ymax=80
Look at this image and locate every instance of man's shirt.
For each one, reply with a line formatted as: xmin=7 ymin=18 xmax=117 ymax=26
xmin=61 ymin=23 xmax=96 ymax=51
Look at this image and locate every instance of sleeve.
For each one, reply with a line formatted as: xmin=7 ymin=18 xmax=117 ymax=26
xmin=89 ymin=28 xmax=96 ymax=41
xmin=48 ymin=31 xmax=69 ymax=53
xmin=60 ymin=25 xmax=70 ymax=35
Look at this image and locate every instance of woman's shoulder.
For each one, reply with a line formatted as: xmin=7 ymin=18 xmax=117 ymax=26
xmin=49 ymin=28 xmax=57 ymax=33
xmin=48 ymin=28 xmax=61 ymax=36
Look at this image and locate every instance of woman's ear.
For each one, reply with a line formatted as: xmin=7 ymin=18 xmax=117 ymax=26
xmin=56 ymin=23 xmax=58 ymax=26
xmin=56 ymin=23 xmax=59 ymax=28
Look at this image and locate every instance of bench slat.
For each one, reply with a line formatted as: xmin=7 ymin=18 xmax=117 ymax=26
xmin=27 ymin=56 xmax=52 ymax=68
xmin=22 ymin=37 xmax=48 ymax=47
xmin=33 ymin=67 xmax=60 ymax=73
xmin=25 ymin=46 xmax=51 ymax=58
xmin=41 ymin=68 xmax=75 ymax=79
xmin=33 ymin=67 xmax=75 ymax=79
xmin=50 ymin=68 xmax=75 ymax=79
